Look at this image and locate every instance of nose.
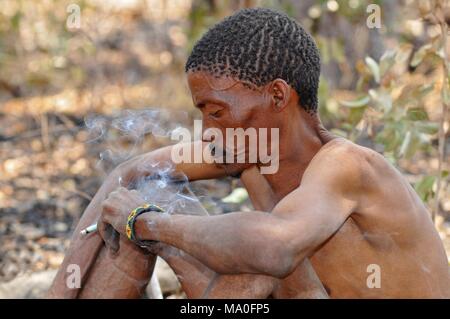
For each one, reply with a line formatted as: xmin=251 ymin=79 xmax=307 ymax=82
xmin=201 ymin=119 xmax=215 ymax=143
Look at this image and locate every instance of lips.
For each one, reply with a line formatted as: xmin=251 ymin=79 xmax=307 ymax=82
xmin=209 ymin=143 xmax=216 ymax=156
xmin=209 ymin=143 xmax=228 ymax=163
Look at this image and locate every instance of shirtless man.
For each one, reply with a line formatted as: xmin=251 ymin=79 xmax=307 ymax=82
xmin=48 ymin=8 xmax=450 ymax=298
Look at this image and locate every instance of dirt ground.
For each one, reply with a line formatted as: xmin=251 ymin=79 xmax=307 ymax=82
xmin=0 ymin=1 xmax=448 ymax=298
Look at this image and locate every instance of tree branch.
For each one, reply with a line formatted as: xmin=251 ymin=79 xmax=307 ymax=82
xmin=432 ymin=0 xmax=449 ymax=223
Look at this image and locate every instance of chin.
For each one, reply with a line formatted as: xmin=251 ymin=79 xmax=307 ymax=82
xmin=218 ymin=163 xmax=252 ymax=177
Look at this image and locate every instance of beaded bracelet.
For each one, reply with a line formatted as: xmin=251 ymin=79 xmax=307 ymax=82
xmin=126 ymin=203 xmax=164 ymax=247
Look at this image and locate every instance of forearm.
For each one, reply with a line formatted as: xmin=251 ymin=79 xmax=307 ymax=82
xmin=118 ymin=142 xmax=226 ymax=184
xmin=151 ymin=166 xmax=325 ymax=298
xmin=135 ymin=212 xmax=296 ymax=278
xmin=149 ymin=164 xmax=280 ymax=298
xmin=239 ymin=166 xmax=327 ymax=298
xmin=156 ymin=244 xmax=276 ymax=299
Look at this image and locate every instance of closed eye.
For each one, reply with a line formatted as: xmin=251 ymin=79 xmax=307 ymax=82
xmin=210 ymin=110 xmax=222 ymax=118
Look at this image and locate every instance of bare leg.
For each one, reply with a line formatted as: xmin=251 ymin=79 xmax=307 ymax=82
xmin=48 ymin=163 xmax=327 ymax=299
xmin=47 ymin=170 xmax=155 ymax=298
xmin=153 ymin=240 xmax=277 ymax=299
xmin=78 ymin=238 xmax=154 ymax=298
xmin=47 ymin=166 xmax=274 ymax=299
xmin=272 ymin=259 xmax=328 ymax=298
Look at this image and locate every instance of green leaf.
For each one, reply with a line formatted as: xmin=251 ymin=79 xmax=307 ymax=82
xmin=317 ymin=37 xmax=331 ymax=64
xmin=348 ymin=106 xmax=367 ymax=125
xmin=406 ymin=107 xmax=429 ymax=121
xmin=369 ymin=89 xmax=392 ymax=113
xmin=415 ymin=122 xmax=439 ymax=134
xmin=11 ymin=12 xmax=22 ymax=30
xmin=403 ymin=131 xmax=421 ymax=159
xmin=379 ymin=50 xmax=396 ymax=77
xmin=396 ymin=44 xmax=413 ymax=64
xmin=443 ymin=83 xmax=450 ymax=106
xmin=222 ymin=188 xmax=248 ymax=204
xmin=376 ymin=126 xmax=400 ymax=153
xmin=341 ymin=123 xmax=353 ymax=131
xmin=399 ymin=131 xmax=412 ymax=157
xmin=414 ymin=175 xmax=436 ymax=202
xmin=365 ymin=56 xmax=380 ymax=83
xmin=419 ymin=83 xmax=434 ymax=96
xmin=330 ymin=38 xmax=345 ymax=63
xmin=330 ymin=128 xmax=348 ymax=138
xmin=396 ymin=84 xmax=433 ymax=109
xmin=410 ymin=44 xmax=432 ymax=67
xmin=387 ymin=131 xmax=400 ymax=153
xmin=339 ymin=95 xmax=370 ymax=108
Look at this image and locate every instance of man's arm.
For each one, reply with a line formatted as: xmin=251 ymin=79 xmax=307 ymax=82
xmin=48 ymin=141 xmax=226 ymax=298
xmin=198 ymin=166 xmax=327 ymax=298
xmin=153 ymin=165 xmax=325 ymax=299
xmin=151 ymin=166 xmax=279 ymax=298
xmin=120 ymin=141 xmax=227 ymax=184
xmin=132 ymin=149 xmax=362 ymax=278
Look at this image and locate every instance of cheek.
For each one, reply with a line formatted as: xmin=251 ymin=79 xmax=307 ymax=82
xmin=226 ymin=97 xmax=266 ymax=128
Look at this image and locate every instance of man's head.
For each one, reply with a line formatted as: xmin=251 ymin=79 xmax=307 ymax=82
xmin=185 ymin=8 xmax=321 ymax=175
xmin=186 ymin=7 xmax=321 ymax=114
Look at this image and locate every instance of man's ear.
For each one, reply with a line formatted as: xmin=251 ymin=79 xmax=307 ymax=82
xmin=267 ymin=79 xmax=291 ymax=111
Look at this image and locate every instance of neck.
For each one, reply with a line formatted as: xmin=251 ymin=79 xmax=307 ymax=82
xmin=260 ymin=108 xmax=333 ymax=201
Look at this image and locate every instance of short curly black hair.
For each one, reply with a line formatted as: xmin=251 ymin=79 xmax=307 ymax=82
xmin=185 ymin=7 xmax=321 ymax=113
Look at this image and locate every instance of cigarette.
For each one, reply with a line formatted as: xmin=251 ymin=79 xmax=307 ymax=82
xmin=80 ymin=223 xmax=98 ymax=235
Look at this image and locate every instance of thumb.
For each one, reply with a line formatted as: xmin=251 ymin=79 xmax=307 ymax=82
xmin=98 ymin=221 xmax=120 ymax=253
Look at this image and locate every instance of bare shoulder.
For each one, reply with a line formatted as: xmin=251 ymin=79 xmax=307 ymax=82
xmin=302 ymin=137 xmax=386 ymax=196
xmin=312 ymin=137 xmax=382 ymax=162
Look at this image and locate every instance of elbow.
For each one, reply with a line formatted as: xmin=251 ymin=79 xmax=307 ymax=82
xmin=112 ymin=156 xmax=141 ymax=184
xmin=270 ymin=252 xmax=297 ymax=279
xmin=115 ymin=155 xmax=139 ymax=174
xmin=108 ymin=163 xmax=127 ymax=185
xmin=257 ymin=241 xmax=300 ymax=279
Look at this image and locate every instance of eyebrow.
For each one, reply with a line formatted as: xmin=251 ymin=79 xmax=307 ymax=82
xmin=195 ymin=98 xmax=227 ymax=109
xmin=195 ymin=101 xmax=206 ymax=109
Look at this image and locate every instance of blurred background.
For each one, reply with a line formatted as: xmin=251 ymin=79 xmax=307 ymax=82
xmin=0 ymin=0 xmax=448 ymax=298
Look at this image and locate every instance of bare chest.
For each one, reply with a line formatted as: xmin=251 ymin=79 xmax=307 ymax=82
xmin=309 ymin=216 xmax=450 ymax=298
xmin=310 ymin=218 xmax=389 ymax=298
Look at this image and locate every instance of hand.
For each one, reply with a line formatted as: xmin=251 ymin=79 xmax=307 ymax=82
xmin=99 ymin=187 xmax=146 ymax=252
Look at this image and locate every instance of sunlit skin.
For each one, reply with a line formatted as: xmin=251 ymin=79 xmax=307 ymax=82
xmin=100 ymin=71 xmax=450 ymax=298
xmin=49 ymin=70 xmax=450 ymax=298
xmin=47 ymin=69 xmax=328 ymax=298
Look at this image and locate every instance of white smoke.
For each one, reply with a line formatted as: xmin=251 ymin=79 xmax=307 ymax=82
xmin=84 ymin=108 xmax=204 ymax=215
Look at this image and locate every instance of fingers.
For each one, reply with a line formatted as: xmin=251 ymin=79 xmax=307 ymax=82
xmin=144 ymin=242 xmax=165 ymax=255
xmin=109 ymin=186 xmax=138 ymax=197
xmin=98 ymin=186 xmax=146 ymax=253
xmin=105 ymin=187 xmax=143 ymax=207
xmin=107 ymin=186 xmax=128 ymax=201
xmin=109 ymin=229 xmax=120 ymax=252
xmin=119 ymin=236 xmax=152 ymax=256
xmin=129 ymin=189 xmax=140 ymax=197
xmin=98 ymin=221 xmax=120 ymax=253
